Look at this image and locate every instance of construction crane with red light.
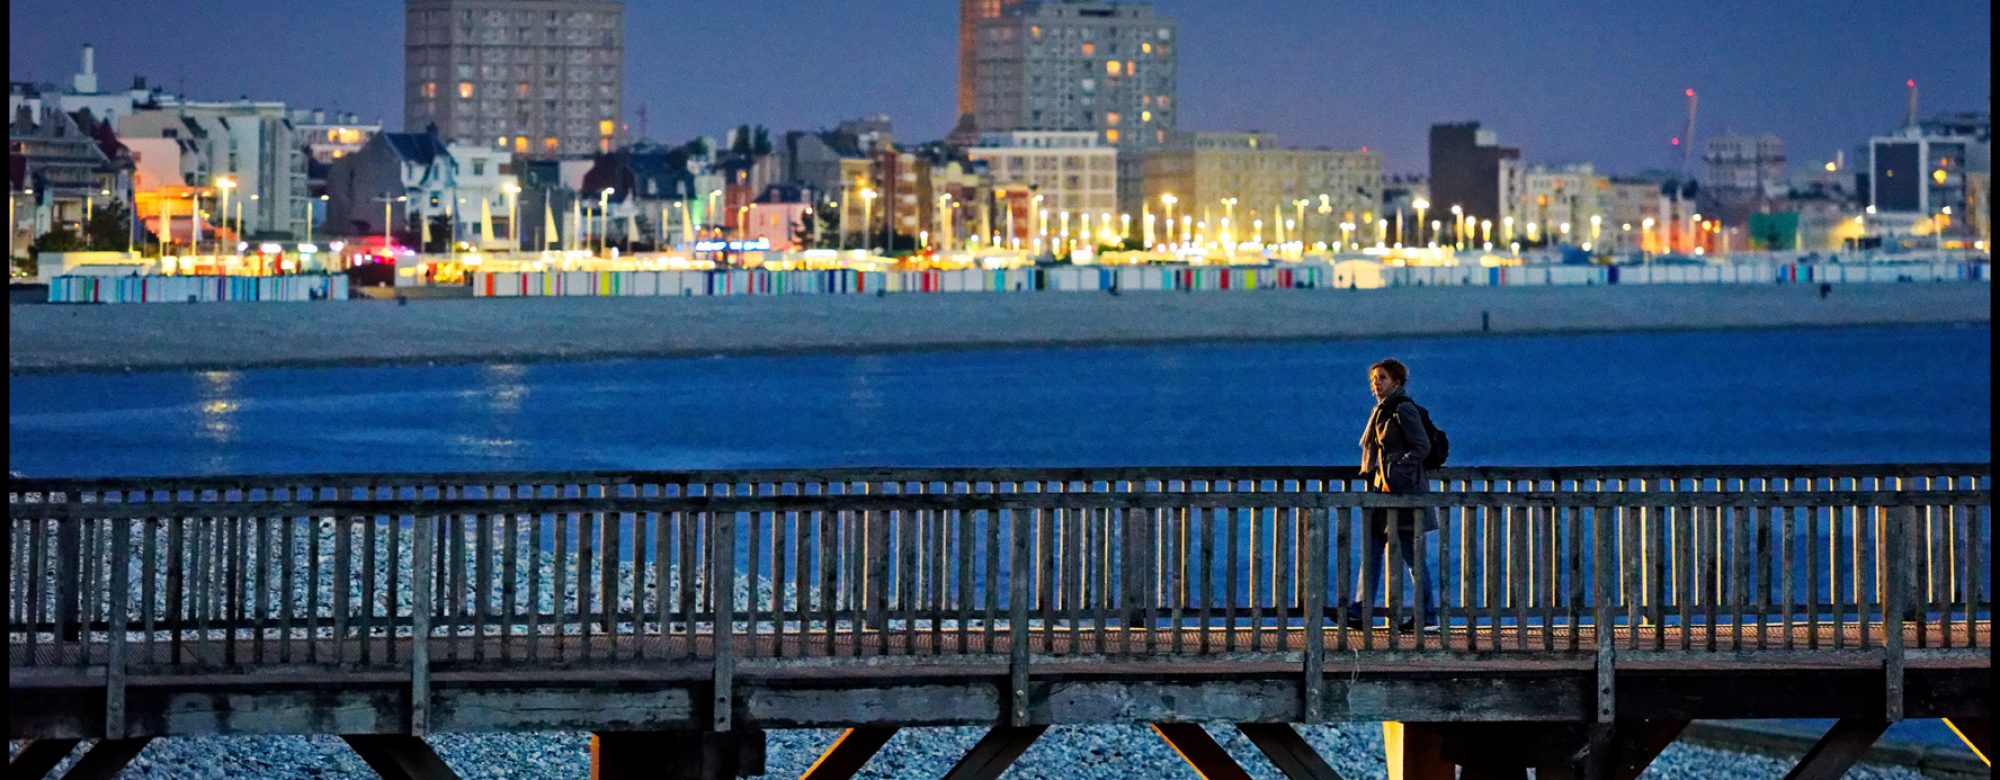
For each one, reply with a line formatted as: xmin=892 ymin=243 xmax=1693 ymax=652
xmin=1679 ymin=88 xmax=1699 ymax=178
xmin=1906 ymin=79 xmax=1918 ymax=127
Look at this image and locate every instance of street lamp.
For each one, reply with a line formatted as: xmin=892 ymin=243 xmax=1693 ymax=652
xmin=216 ymin=177 xmax=237 ymax=255
xmin=1450 ymin=204 xmax=1464 ymax=250
xmin=1412 ymin=198 xmax=1430 ymax=247
xmin=598 ymin=188 xmax=614 ymax=257
xmin=859 ymin=188 xmax=878 ymax=252
xmin=307 ymin=194 xmax=328 ymax=245
xmin=373 ymin=194 xmax=407 ymax=255
xmin=503 ymin=182 xmax=521 ymax=251
xmin=1292 ymin=198 xmax=1311 ymax=254
xmin=1160 ymin=193 xmax=1178 ymax=247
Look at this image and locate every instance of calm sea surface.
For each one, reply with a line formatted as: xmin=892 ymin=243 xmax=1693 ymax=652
xmin=7 ymin=323 xmax=1990 ymax=750
xmin=6 ymin=324 xmax=1991 ymax=476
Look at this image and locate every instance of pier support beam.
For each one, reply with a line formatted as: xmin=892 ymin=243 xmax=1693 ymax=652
xmin=343 ymin=735 xmax=460 ymax=780
xmin=1152 ymin=723 xmax=1253 ymax=780
xmin=798 ymin=727 xmax=897 ymax=780
xmin=58 ymin=738 xmax=152 ymax=780
xmin=1236 ymin=723 xmax=1345 ymax=780
xmin=589 ymin=730 xmax=765 ymax=780
xmin=1944 ymin=718 xmax=1989 ymax=766
xmin=941 ymin=725 xmax=1047 ymax=780
xmin=9 ymin=739 xmax=81 ymax=780
xmin=1781 ymin=718 xmax=1888 ymax=780
xmin=1382 ymin=722 xmax=1453 ymax=780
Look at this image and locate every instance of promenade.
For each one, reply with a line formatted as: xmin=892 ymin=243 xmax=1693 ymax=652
xmin=7 ymin=281 xmax=1990 ymax=375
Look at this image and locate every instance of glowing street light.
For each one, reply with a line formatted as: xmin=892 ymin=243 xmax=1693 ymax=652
xmin=503 ymin=182 xmax=521 ymax=250
xmin=859 ymin=188 xmax=878 ymax=252
xmin=1412 ymin=198 xmax=1430 ymax=246
xmin=1160 ymin=193 xmax=1179 ymax=247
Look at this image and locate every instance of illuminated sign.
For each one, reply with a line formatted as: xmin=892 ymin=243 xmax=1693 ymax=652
xmin=694 ymin=239 xmax=772 ymax=252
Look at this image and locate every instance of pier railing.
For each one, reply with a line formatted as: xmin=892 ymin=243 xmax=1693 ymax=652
xmin=10 ymin=465 xmax=1990 ymax=680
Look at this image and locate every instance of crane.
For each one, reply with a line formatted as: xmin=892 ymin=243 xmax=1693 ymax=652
xmin=1679 ymin=88 xmax=1698 ymax=178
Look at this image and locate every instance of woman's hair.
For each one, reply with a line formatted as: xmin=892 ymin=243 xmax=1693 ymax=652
xmin=1369 ymin=358 xmax=1408 ymax=384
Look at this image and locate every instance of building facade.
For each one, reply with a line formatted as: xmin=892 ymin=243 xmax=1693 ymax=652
xmin=1498 ymin=162 xmax=1607 ymax=247
xmin=116 ymin=99 xmax=311 ymax=240
xmin=1428 ymin=122 xmax=1518 ymax=242
xmin=971 ymin=0 xmax=1177 ymax=214
xmin=1699 ymin=131 xmax=1786 ymax=226
xmin=968 ymin=131 xmax=1117 ymax=239
xmin=1141 ymin=132 xmax=1382 ymax=248
xmin=404 ymin=0 xmax=624 ymax=159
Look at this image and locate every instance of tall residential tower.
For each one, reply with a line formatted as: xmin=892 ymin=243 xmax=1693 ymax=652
xmin=404 ymin=0 xmax=624 ymax=158
xmin=969 ymin=0 xmax=1177 ymax=214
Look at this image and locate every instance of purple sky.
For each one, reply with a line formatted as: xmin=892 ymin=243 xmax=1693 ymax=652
xmin=9 ymin=1 xmax=1991 ymax=176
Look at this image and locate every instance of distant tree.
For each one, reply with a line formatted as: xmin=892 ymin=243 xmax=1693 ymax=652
xmin=29 ymin=228 xmax=85 ymax=255
xmin=80 ymin=200 xmax=135 ymax=251
xmin=752 ymin=126 xmax=772 ymax=157
xmin=730 ymin=125 xmax=753 ymax=157
xmin=681 ymin=137 xmax=709 ymax=159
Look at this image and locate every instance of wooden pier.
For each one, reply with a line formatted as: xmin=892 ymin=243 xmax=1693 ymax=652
xmin=9 ymin=465 xmax=1991 ymax=778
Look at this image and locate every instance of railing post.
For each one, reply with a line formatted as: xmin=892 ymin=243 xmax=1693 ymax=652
xmin=55 ymin=506 xmax=80 ymax=643
xmin=1302 ymin=506 xmax=1327 ymax=723
xmin=1009 ymin=507 xmax=1031 ymax=727
xmin=106 ymin=517 xmax=130 ymax=740
xmin=1593 ymin=504 xmax=1616 ymax=725
xmin=1883 ymin=503 xmax=1911 ymax=723
xmin=713 ymin=510 xmax=736 ymax=732
xmin=410 ymin=514 xmax=433 ymax=736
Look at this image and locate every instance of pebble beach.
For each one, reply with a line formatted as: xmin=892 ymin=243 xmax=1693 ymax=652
xmin=8 ymin=282 xmax=1991 ymax=374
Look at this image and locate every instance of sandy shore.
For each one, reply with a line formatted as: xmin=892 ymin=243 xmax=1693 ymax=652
xmin=8 ymin=282 xmax=1989 ymax=374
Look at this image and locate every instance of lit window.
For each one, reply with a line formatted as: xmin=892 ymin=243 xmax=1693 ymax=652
xmin=1106 ymin=61 xmax=1121 ymax=76
xmin=458 ymin=81 xmax=475 ymax=99
xmin=1143 ymin=42 xmax=1153 ymax=54
xmin=421 ymin=82 xmax=438 ymax=99
xmin=497 ymin=136 xmax=508 ymax=147
xmin=1142 ymin=110 xmax=1152 ymax=123
xmin=1106 ymin=112 xmax=1120 ymax=126
xmin=1030 ymin=25 xmax=1041 ymax=38
xmin=599 ymin=119 xmax=614 ymax=137
xmin=544 ymin=137 xmax=559 ymax=152
xmin=514 ymin=136 xmax=529 ymax=153
xmin=1081 ymin=42 xmax=1095 ymax=56
xmin=1105 ymin=129 xmax=1120 ymax=144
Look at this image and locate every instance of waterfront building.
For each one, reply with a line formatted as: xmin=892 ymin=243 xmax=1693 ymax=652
xmin=322 ymin=126 xmax=459 ymax=244
xmin=1428 ymin=122 xmax=1518 ymax=244
xmin=970 ymin=0 xmax=1177 ymax=214
xmin=1140 ymin=132 xmax=1381 ymax=249
xmin=1499 ymin=162 xmax=1607 ymax=248
xmin=404 ymin=0 xmax=624 ymax=159
xmin=117 ymin=98 xmax=311 ymax=240
xmin=968 ymin=131 xmax=1116 ymax=245
xmin=1699 ymin=131 xmax=1787 ymax=226
xmin=9 ymin=104 xmax=135 ymax=257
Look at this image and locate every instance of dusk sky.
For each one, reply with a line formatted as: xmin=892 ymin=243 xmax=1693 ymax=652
xmin=9 ymin=1 xmax=1991 ymax=176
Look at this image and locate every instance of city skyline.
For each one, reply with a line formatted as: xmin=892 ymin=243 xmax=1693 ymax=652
xmin=7 ymin=0 xmax=1992 ymax=176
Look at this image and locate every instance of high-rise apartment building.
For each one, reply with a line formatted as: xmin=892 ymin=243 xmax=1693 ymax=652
xmin=970 ymin=0 xmax=1177 ymax=214
xmin=404 ymin=0 xmax=624 ymax=159
xmin=959 ymin=0 xmax=1027 ymax=128
xmin=1428 ymin=122 xmax=1518 ymax=242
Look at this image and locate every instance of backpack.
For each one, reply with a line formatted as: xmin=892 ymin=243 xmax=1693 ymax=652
xmin=1390 ymin=398 xmax=1450 ymax=470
